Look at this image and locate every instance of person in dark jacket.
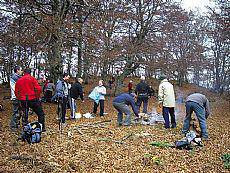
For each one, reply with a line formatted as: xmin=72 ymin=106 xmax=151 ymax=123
xmin=15 ymin=68 xmax=46 ymax=131
xmin=10 ymin=66 xmax=23 ymax=130
xmin=69 ymin=78 xmax=84 ymax=119
xmin=113 ymin=93 xmax=139 ymax=126
xmin=135 ymin=76 xmax=150 ymax=113
xmin=182 ymin=93 xmax=211 ymax=140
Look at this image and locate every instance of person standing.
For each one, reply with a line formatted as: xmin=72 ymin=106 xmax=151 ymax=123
xmin=69 ymin=78 xmax=84 ymax=119
xmin=44 ymin=79 xmax=55 ymax=102
xmin=128 ymin=80 xmax=133 ymax=93
xmin=158 ymin=75 xmax=176 ymax=129
xmin=135 ymin=76 xmax=150 ymax=113
xmin=182 ymin=93 xmax=210 ymax=139
xmin=15 ymin=68 xmax=46 ymax=131
xmin=92 ymin=80 xmax=106 ymax=117
xmin=54 ymin=73 xmax=70 ymax=124
xmin=113 ymin=93 xmax=139 ymax=126
xmin=9 ymin=66 xmax=23 ymax=130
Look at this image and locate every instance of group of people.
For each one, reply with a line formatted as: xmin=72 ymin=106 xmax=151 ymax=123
xmin=9 ymin=66 xmax=211 ymax=140
xmin=9 ymin=68 xmax=107 ymax=130
xmin=113 ymin=75 xmax=210 ymax=140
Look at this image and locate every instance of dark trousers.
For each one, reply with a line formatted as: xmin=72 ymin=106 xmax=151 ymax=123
xmin=10 ymin=99 xmax=21 ymax=128
xmin=136 ymin=96 xmax=148 ymax=113
xmin=58 ymin=97 xmax=68 ymax=123
xmin=19 ymin=99 xmax=45 ymax=130
xmin=113 ymin=102 xmax=131 ymax=125
xmin=45 ymin=90 xmax=53 ymax=102
xmin=163 ymin=107 xmax=176 ymax=128
xmin=93 ymin=100 xmax=104 ymax=116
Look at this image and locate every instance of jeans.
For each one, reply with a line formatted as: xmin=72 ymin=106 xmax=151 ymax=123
xmin=163 ymin=107 xmax=176 ymax=128
xmin=113 ymin=102 xmax=131 ymax=125
xmin=10 ymin=99 xmax=21 ymax=129
xmin=19 ymin=99 xmax=46 ymax=130
xmin=182 ymin=101 xmax=208 ymax=138
xmin=70 ymin=98 xmax=77 ymax=119
xmin=136 ymin=95 xmax=148 ymax=113
xmin=93 ymin=100 xmax=104 ymax=116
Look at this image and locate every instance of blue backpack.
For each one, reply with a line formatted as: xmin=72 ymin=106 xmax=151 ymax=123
xmin=20 ymin=122 xmax=42 ymax=144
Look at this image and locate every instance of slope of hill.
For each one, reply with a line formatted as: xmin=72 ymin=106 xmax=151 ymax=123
xmin=0 ymin=80 xmax=229 ymax=172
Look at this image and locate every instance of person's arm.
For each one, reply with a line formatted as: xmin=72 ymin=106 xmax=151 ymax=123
xmin=15 ymin=81 xmax=20 ymax=99
xmin=130 ymin=98 xmax=139 ymax=117
xmin=158 ymin=84 xmax=164 ymax=103
xmin=79 ymin=85 xmax=84 ymax=101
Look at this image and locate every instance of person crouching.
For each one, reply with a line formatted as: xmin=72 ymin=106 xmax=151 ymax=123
xmin=113 ymin=93 xmax=139 ymax=126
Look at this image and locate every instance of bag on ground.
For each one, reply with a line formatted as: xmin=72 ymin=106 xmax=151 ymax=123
xmin=20 ymin=121 xmax=42 ymax=144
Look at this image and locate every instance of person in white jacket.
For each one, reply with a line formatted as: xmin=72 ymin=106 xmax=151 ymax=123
xmin=158 ymin=75 xmax=176 ymax=128
xmin=92 ymin=80 xmax=106 ymax=117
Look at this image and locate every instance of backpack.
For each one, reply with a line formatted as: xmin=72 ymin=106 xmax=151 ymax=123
xmin=175 ymin=131 xmax=203 ymax=150
xmin=20 ymin=122 xmax=42 ymax=144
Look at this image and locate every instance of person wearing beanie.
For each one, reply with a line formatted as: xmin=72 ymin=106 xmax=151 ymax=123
xmin=135 ymin=76 xmax=150 ymax=113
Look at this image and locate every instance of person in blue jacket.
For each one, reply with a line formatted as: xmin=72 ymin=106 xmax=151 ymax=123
xmin=113 ymin=93 xmax=139 ymax=126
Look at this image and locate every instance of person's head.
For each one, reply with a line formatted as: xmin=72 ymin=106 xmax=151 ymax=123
xmin=140 ymin=76 xmax=145 ymax=81
xmin=63 ymin=73 xmax=70 ymax=81
xmin=24 ymin=68 xmax=31 ymax=75
xmin=14 ymin=66 xmax=23 ymax=75
xmin=99 ymin=80 xmax=103 ymax=86
xmin=130 ymin=80 xmax=133 ymax=83
xmin=49 ymin=79 xmax=53 ymax=83
xmin=78 ymin=78 xmax=83 ymax=84
xmin=159 ymin=74 xmax=167 ymax=81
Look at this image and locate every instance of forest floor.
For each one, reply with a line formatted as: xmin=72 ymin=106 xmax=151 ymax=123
xmin=0 ymin=78 xmax=229 ymax=173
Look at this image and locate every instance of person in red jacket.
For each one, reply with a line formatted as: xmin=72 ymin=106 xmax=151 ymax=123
xmin=15 ymin=68 xmax=46 ymax=131
xmin=128 ymin=80 xmax=133 ymax=93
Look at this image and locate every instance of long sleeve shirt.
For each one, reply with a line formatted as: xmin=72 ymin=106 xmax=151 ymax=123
xmin=186 ymin=93 xmax=211 ymax=116
xmin=95 ymin=85 xmax=106 ymax=100
xmin=113 ymin=93 xmax=138 ymax=117
xmin=10 ymin=73 xmax=21 ymax=100
xmin=158 ymin=79 xmax=175 ymax=107
xmin=15 ymin=74 xmax=41 ymax=100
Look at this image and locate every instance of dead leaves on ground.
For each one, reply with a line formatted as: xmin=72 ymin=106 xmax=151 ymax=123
xmin=0 ymin=85 xmax=229 ymax=173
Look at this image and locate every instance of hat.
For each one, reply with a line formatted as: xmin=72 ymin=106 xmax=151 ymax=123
xmin=159 ymin=74 xmax=167 ymax=80
xmin=140 ymin=76 xmax=145 ymax=80
xmin=130 ymin=80 xmax=133 ymax=83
